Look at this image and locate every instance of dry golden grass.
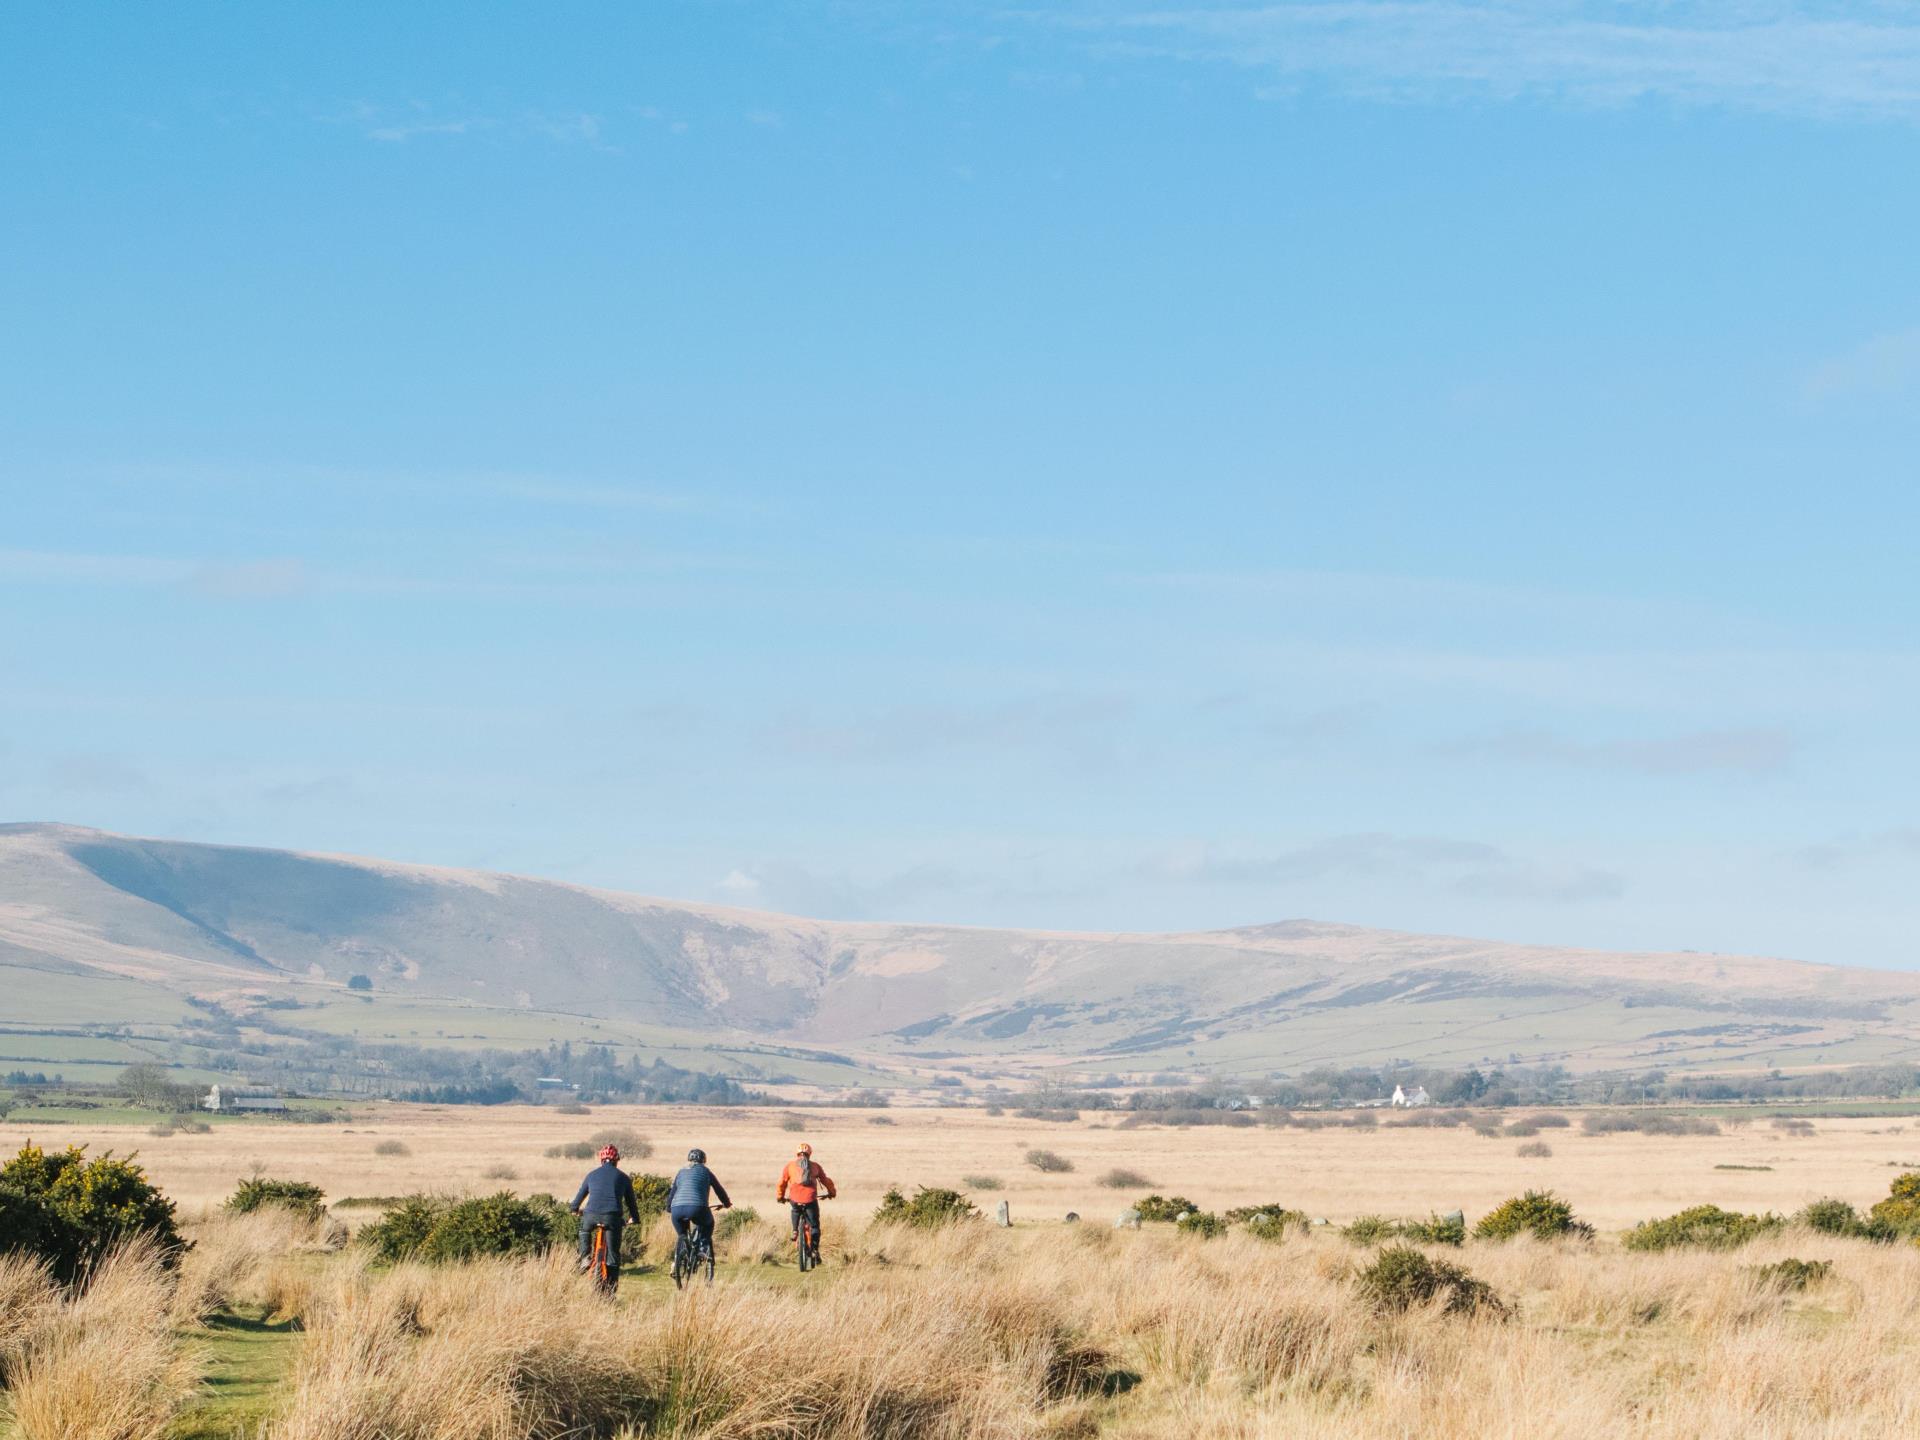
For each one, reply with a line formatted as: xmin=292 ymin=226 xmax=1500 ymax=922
xmin=5 ymin=1105 xmax=1920 ymax=1438
xmin=3 ymin=1241 xmax=200 ymax=1440
xmin=5 ymin=1101 xmax=1914 ymax=1230
xmin=236 ymin=1218 xmax=1920 ymax=1440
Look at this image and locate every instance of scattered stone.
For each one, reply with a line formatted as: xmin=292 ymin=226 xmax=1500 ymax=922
xmin=1115 ymin=1209 xmax=1142 ymax=1229
xmin=1064 ymin=1211 xmax=1080 ymax=1223
xmin=995 ymin=1199 xmax=1012 ymax=1227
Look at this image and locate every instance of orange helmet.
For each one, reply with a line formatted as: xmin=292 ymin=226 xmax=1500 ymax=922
xmin=597 ymin=1144 xmax=619 ymax=1162
xmin=796 ymin=1143 xmax=812 ymax=1156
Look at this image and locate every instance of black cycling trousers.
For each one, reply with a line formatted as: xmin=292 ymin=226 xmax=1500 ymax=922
xmin=671 ymin=1207 xmax=715 ymax=1245
xmin=578 ymin=1211 xmax=624 ymax=1268
xmin=788 ymin=1199 xmax=821 ymax=1243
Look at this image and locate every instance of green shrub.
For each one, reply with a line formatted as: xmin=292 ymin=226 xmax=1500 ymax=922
xmin=964 ymin=1174 xmax=1004 ymax=1191
xmin=1355 ymin=1245 xmax=1505 ymax=1317
xmin=874 ymin=1186 xmax=977 ymax=1228
xmin=1133 ymin=1194 xmax=1198 ymax=1223
xmin=1025 ymin=1148 xmax=1073 ymax=1174
xmin=1474 ymin=1190 xmax=1593 ymax=1243
xmin=1342 ymin=1214 xmax=1397 ymax=1246
xmin=1225 ymin=1203 xmax=1308 ymax=1231
xmin=1098 ymin=1168 xmax=1152 ymax=1189
xmin=226 ymin=1177 xmax=326 ymax=1221
xmin=1749 ymin=1257 xmax=1832 ymax=1292
xmin=632 ymin=1173 xmax=672 ymax=1220
xmin=1401 ymin=1212 xmax=1467 ymax=1247
xmin=716 ymin=1206 xmax=759 ymax=1244
xmin=419 ymin=1193 xmax=575 ymax=1264
xmin=1795 ymin=1197 xmax=1878 ymax=1238
xmin=1624 ymin=1204 xmax=1782 ymax=1252
xmin=1175 ymin=1210 xmax=1226 ymax=1239
xmin=360 ymin=1194 xmax=449 ymax=1263
xmin=1868 ymin=1171 xmax=1920 ymax=1238
xmin=0 ymin=1142 xmax=183 ymax=1282
xmin=361 ymin=1191 xmax=576 ymax=1264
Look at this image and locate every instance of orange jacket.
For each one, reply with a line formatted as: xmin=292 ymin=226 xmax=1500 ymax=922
xmin=777 ymin=1158 xmax=836 ymax=1205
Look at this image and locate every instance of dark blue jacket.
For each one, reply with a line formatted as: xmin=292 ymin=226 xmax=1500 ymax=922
xmin=668 ymin=1163 xmax=731 ymax=1213
xmin=571 ymin=1162 xmax=640 ymax=1222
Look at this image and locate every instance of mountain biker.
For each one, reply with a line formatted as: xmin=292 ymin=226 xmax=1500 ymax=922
xmin=569 ymin=1143 xmax=641 ymax=1275
xmin=668 ymin=1147 xmax=732 ymax=1257
xmin=776 ymin=1143 xmax=836 ymax=1258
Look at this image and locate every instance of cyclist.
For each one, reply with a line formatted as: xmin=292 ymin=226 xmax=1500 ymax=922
xmin=569 ymin=1143 xmax=641 ymax=1277
xmin=776 ymin=1143 xmax=836 ymax=1261
xmin=668 ymin=1147 xmax=732 ymax=1259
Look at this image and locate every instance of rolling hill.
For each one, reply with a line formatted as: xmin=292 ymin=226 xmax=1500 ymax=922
xmin=5 ymin=821 xmax=1920 ymax=1080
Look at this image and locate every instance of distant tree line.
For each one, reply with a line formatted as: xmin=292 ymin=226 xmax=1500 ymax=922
xmin=1017 ymin=1061 xmax=1920 ymax=1116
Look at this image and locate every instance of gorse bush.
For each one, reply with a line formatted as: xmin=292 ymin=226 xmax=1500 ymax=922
xmin=716 ymin=1206 xmax=759 ymax=1244
xmin=1355 ymin=1245 xmax=1506 ymax=1318
xmin=226 ymin=1177 xmax=327 ymax=1221
xmin=632 ymin=1173 xmax=671 ymax=1220
xmin=1133 ymin=1194 xmax=1198 ymax=1223
xmin=360 ymin=1191 xmax=576 ymax=1264
xmin=1750 ymin=1258 xmax=1832 ymax=1292
xmin=1401 ymin=1212 xmax=1467 ymax=1247
xmin=1175 ymin=1210 xmax=1226 ymax=1239
xmin=1868 ymin=1171 xmax=1920 ymax=1238
xmin=1342 ymin=1215 xmax=1397 ymax=1246
xmin=1794 ymin=1197 xmax=1887 ymax=1240
xmin=1025 ymin=1148 xmax=1074 ymax=1173
xmin=874 ymin=1185 xmax=977 ymax=1228
xmin=1342 ymin=1212 xmax=1463 ymax=1247
xmin=0 ymin=1142 xmax=183 ymax=1282
xmin=1474 ymin=1190 xmax=1593 ymax=1242
xmin=1623 ymin=1204 xmax=1783 ymax=1252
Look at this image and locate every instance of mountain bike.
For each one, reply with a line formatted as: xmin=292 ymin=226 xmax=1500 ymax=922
xmin=583 ymin=1223 xmax=618 ymax=1296
xmin=791 ymin=1200 xmax=823 ymax=1272
xmin=671 ymin=1220 xmax=715 ymax=1289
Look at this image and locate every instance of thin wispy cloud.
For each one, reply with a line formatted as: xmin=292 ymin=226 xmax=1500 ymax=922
xmin=1149 ymin=832 xmax=1624 ymax=904
xmin=329 ymin=101 xmax=617 ymax=149
xmin=1043 ymin=2 xmax=1920 ymax=120
xmin=1805 ymin=326 xmax=1920 ymax=398
xmin=1441 ymin=726 xmax=1798 ymax=777
xmin=1796 ymin=828 xmax=1920 ymax=869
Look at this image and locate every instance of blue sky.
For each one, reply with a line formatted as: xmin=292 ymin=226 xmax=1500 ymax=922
xmin=4 ymin=2 xmax=1918 ymax=967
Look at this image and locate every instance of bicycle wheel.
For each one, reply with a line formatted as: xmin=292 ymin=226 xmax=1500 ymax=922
xmin=701 ymin=1237 xmax=715 ymax=1285
xmin=671 ymin=1233 xmax=691 ymax=1291
xmin=797 ymin=1216 xmax=815 ymax=1273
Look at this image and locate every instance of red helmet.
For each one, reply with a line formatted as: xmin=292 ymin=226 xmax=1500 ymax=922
xmin=598 ymin=1144 xmax=620 ymax=1162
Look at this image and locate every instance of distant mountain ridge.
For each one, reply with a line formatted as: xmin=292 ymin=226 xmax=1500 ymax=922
xmin=4 ymin=822 xmax=1918 ymax=1074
